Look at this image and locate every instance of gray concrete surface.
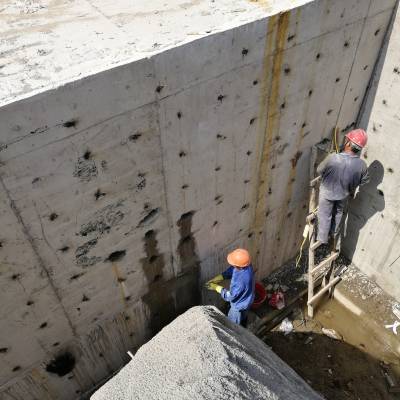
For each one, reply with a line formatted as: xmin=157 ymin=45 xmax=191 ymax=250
xmin=91 ymin=306 xmax=324 ymax=400
xmin=343 ymin=2 xmax=400 ymax=301
xmin=0 ymin=0 xmax=311 ymax=106
xmin=0 ymin=0 xmax=397 ymax=398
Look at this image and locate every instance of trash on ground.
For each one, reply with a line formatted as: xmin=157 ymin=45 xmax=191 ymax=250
xmin=384 ymin=320 xmax=400 ymax=335
xmin=269 ymin=291 xmax=285 ymax=309
xmin=279 ymin=318 xmax=294 ymax=335
xmin=381 ymin=363 xmax=400 ymax=393
xmin=392 ymin=303 xmax=400 ymax=320
xmin=304 ymin=336 xmax=314 ymax=345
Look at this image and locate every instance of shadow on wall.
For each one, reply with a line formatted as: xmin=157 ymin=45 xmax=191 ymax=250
xmin=342 ymin=160 xmax=385 ymax=261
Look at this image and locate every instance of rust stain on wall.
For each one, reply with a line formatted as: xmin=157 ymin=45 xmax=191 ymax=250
xmin=251 ymin=11 xmax=291 ymax=262
xmin=273 ymin=35 xmax=322 ymax=267
xmin=112 ymin=264 xmax=129 ymax=306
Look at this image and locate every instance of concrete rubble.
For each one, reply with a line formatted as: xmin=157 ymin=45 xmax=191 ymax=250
xmin=91 ymin=306 xmax=324 ymax=400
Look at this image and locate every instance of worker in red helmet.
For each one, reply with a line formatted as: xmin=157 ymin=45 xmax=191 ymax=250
xmin=206 ymin=248 xmax=255 ymax=326
xmin=316 ymin=129 xmax=369 ymax=250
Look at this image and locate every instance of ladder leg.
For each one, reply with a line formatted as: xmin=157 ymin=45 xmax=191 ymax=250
xmin=308 ymin=145 xmax=318 ymax=319
xmin=307 ymin=223 xmax=315 ymax=318
xmin=307 ymin=304 xmax=314 ymax=319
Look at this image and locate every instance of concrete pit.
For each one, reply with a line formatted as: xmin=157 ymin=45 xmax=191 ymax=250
xmin=1 ymin=0 xmax=400 ymax=398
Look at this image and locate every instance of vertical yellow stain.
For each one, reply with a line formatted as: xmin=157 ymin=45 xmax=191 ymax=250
xmin=251 ymin=11 xmax=291 ymax=268
xmin=112 ymin=264 xmax=128 ymax=306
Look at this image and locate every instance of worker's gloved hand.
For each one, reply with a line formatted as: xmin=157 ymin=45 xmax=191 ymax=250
xmin=206 ymin=282 xmax=223 ymax=294
xmin=206 ymin=274 xmax=224 ymax=284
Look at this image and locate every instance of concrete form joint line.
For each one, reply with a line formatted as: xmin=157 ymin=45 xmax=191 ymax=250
xmin=5 ymin=3 xmax=394 ymax=162
xmin=0 ymin=176 xmax=77 ymax=337
xmin=4 ymin=55 xmax=259 ymax=163
xmin=153 ymin=73 xmax=176 ymax=279
xmin=84 ymin=0 xmax=121 ymax=31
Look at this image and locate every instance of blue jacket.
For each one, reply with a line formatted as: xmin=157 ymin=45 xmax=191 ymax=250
xmin=220 ymin=265 xmax=255 ymax=311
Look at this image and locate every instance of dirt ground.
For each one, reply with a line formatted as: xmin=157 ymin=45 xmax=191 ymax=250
xmin=263 ymin=299 xmax=400 ymax=400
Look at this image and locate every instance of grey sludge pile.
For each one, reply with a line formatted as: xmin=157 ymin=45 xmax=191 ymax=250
xmin=91 ymin=306 xmax=324 ymax=400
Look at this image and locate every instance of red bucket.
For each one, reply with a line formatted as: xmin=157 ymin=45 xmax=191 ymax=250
xmin=251 ymin=282 xmax=267 ymax=310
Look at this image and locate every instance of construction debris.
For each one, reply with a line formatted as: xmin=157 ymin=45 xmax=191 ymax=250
xmin=381 ymin=363 xmax=400 ymax=393
xmin=279 ymin=317 xmax=294 ymax=335
xmin=385 ymin=321 xmax=400 ymax=335
xmin=91 ymin=306 xmax=324 ymax=400
xmin=321 ymin=328 xmax=343 ymax=341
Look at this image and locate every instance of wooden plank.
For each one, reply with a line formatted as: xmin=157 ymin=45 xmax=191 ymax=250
xmin=306 ymin=210 xmax=318 ymax=223
xmin=307 ymin=145 xmax=319 ymax=319
xmin=307 ymin=276 xmax=341 ymax=305
xmin=309 ymin=175 xmax=321 ymax=187
xmin=311 ymin=252 xmax=339 ymax=275
xmin=307 ymin=224 xmax=315 ymax=318
xmin=310 ymin=240 xmax=322 ymax=251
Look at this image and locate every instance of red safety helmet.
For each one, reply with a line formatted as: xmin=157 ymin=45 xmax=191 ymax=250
xmin=345 ymin=129 xmax=367 ymax=149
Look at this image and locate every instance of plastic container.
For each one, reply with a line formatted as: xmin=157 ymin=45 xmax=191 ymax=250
xmin=251 ymin=282 xmax=267 ymax=310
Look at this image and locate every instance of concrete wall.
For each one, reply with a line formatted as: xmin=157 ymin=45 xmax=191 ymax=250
xmin=0 ymin=0 xmax=396 ymax=398
xmin=344 ymin=3 xmax=400 ymax=301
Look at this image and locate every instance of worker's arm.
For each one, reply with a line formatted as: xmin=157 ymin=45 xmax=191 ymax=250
xmin=350 ymin=163 xmax=370 ymax=197
xmin=221 ymin=266 xmax=234 ymax=280
xmin=360 ymin=166 xmax=370 ymax=186
xmin=316 ymin=153 xmax=333 ymax=176
xmin=220 ymin=280 xmax=244 ymax=303
xmin=206 ymin=267 xmax=234 ymax=291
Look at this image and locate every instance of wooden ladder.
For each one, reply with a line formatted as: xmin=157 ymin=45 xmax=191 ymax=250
xmin=306 ymin=147 xmax=340 ymax=318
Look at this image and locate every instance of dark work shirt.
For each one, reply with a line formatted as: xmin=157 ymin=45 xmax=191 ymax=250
xmin=317 ymin=152 xmax=369 ymax=200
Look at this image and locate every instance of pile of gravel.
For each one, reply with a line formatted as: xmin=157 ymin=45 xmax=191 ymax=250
xmin=91 ymin=306 xmax=324 ymax=400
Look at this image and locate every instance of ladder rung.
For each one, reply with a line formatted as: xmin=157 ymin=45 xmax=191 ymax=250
xmin=309 ymin=176 xmax=321 ymax=187
xmin=311 ymin=252 xmax=339 ymax=275
xmin=307 ymin=276 xmax=341 ymax=305
xmin=306 ymin=209 xmax=318 ymax=223
xmin=310 ymin=240 xmax=322 ymax=251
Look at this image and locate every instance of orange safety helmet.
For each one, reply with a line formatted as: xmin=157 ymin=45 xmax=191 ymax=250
xmin=345 ymin=129 xmax=368 ymax=149
xmin=227 ymin=248 xmax=251 ymax=268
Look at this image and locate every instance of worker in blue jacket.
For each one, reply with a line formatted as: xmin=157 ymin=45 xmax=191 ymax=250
xmin=207 ymin=248 xmax=255 ymax=326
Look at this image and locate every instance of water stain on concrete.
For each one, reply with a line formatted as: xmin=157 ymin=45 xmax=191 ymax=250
xmin=175 ymin=211 xmax=201 ymax=307
xmin=140 ymin=230 xmax=165 ymax=284
xmin=141 ymin=229 xmax=174 ymax=336
xmin=141 ymin=212 xmax=201 ymax=337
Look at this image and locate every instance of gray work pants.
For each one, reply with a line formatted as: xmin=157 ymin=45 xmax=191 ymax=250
xmin=317 ymin=194 xmax=347 ymax=245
